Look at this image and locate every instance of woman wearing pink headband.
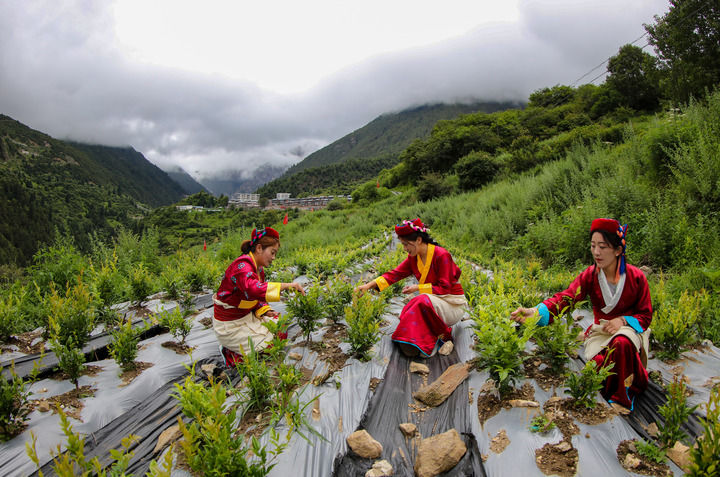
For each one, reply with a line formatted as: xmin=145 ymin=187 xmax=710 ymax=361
xmin=511 ymin=218 xmax=652 ymax=412
xmin=213 ymin=227 xmax=305 ymax=366
xmin=356 ymin=218 xmax=467 ymax=357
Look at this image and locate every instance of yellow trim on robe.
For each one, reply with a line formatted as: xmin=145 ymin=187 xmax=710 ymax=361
xmin=417 ymin=244 xmax=435 ymax=285
xmin=249 ymin=252 xmax=258 ymax=269
xmin=374 ymin=276 xmax=390 ymax=292
xmin=418 ymin=283 xmax=433 ymax=295
xmin=255 ymin=305 xmax=271 ymax=318
xmin=238 ymin=300 xmax=259 ymax=309
xmin=265 ymin=282 xmax=281 ymax=302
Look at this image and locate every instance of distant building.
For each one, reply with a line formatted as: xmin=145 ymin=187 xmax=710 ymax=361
xmin=267 ymin=195 xmax=351 ymax=210
xmin=275 ymin=193 xmax=291 ymax=200
xmin=229 ymin=192 xmax=260 ymax=208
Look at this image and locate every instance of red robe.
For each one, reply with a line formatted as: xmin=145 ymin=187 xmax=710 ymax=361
xmin=541 ymin=264 xmax=652 ymax=408
xmin=214 ymin=253 xmax=280 ymax=321
xmin=375 ymin=245 xmax=464 ymax=356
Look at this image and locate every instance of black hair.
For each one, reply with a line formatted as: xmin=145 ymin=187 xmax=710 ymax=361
xmin=400 ymin=231 xmax=440 ymax=246
xmin=590 ymin=229 xmax=622 ymax=250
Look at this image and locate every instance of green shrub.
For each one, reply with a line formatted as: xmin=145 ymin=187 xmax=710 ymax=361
xmin=29 ymin=238 xmax=86 ymax=295
xmin=471 ymin=286 xmax=537 ymax=396
xmin=416 ymin=172 xmax=456 ymax=202
xmin=658 ymin=376 xmax=698 ymax=448
xmin=159 ymin=307 xmax=193 ymax=345
xmin=651 ymin=282 xmax=701 ymax=361
xmin=109 ymin=320 xmax=139 ymax=372
xmin=129 ymin=263 xmax=153 ymax=307
xmin=238 ymin=340 xmax=274 ymax=412
xmin=0 ymin=293 xmax=20 ymax=342
xmin=47 ymin=281 xmax=96 ymax=349
xmin=26 ymin=407 xmax=140 ymax=477
xmin=0 ymin=362 xmax=38 ymax=441
xmin=159 ymin=268 xmax=183 ymax=300
xmin=323 ymin=276 xmax=354 ymax=323
xmin=533 ymin=293 xmax=583 ymax=374
xmin=173 ymin=372 xmax=288 ymax=476
xmin=344 ymin=294 xmax=382 ymax=361
xmin=687 ymin=385 xmax=720 ymax=477
xmin=564 ymin=358 xmax=614 ymax=409
xmin=634 ymin=439 xmax=667 ymax=464
xmin=286 ymin=285 xmax=324 ymax=342
xmin=454 ymin=150 xmax=500 ymax=191
xmin=52 ymin=339 xmax=85 ymax=390
xmin=529 ymin=413 xmax=556 ymax=433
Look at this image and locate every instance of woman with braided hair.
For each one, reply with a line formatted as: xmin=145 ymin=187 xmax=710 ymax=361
xmin=213 ymin=227 xmax=305 ymax=366
xmin=355 ymin=218 xmax=467 ymax=357
xmin=511 ymin=218 xmax=652 ymax=412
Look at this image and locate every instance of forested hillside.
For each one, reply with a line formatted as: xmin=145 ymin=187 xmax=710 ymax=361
xmin=0 ymin=115 xmax=185 ymax=266
xmin=257 ymin=101 xmax=519 ymax=197
xmin=164 ymin=166 xmax=209 ymax=195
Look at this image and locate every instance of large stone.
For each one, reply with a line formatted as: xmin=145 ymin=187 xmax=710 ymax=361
xmin=200 ymin=364 xmax=216 ymax=378
xmin=347 ymin=429 xmax=383 ymax=459
xmin=508 ymin=399 xmax=539 ymax=408
xmin=365 ymin=459 xmax=393 ymax=476
xmin=153 ymin=424 xmax=182 ymax=453
xmin=410 ymin=362 xmax=430 ymax=375
xmin=414 ymin=429 xmax=467 ymax=477
xmin=666 ymin=441 xmax=691 ymax=471
xmin=623 ymin=453 xmax=641 ymax=469
xmin=438 ymin=341 xmax=454 ymax=356
xmin=399 ymin=422 xmax=418 ymax=437
xmin=413 ymin=362 xmax=470 ymax=407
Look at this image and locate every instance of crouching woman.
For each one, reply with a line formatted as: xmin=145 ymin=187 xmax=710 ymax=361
xmin=511 ymin=218 xmax=652 ymax=411
xmin=355 ymin=219 xmax=467 ymax=357
xmin=213 ymin=227 xmax=305 ymax=366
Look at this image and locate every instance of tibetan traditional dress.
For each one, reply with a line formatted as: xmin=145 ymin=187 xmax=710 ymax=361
xmin=537 ymin=263 xmax=652 ymax=409
xmin=374 ymin=244 xmax=467 ymax=356
xmin=213 ymin=252 xmax=281 ymax=357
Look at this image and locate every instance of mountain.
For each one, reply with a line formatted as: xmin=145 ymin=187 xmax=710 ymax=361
xmin=0 ymin=114 xmax=185 ymax=265
xmin=257 ymin=101 xmax=520 ymax=197
xmin=164 ymin=166 xmax=209 ymax=195
xmin=201 ymin=164 xmax=286 ymax=197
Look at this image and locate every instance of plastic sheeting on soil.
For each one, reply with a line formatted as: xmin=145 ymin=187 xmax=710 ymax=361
xmin=1 ymin=275 xmax=717 ymax=476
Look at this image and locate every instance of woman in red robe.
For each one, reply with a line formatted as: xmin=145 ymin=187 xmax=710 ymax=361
xmin=356 ymin=219 xmax=467 ymax=357
xmin=213 ymin=227 xmax=305 ymax=366
xmin=511 ymin=218 xmax=652 ymax=411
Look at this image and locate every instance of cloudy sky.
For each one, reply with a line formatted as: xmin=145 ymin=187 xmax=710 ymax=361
xmin=0 ymin=0 xmax=669 ymax=182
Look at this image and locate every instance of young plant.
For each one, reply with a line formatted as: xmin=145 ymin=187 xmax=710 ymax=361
xmin=47 ymin=281 xmax=96 ymax=349
xmin=238 ymin=339 xmax=274 ymax=412
xmin=173 ymin=372 xmax=289 ymax=476
xmin=344 ymin=293 xmax=382 ymax=361
xmin=159 ymin=307 xmax=193 ymax=345
xmin=159 ymin=267 xmax=183 ymax=300
xmin=533 ymin=301 xmax=582 ymax=375
xmin=261 ymin=314 xmax=291 ymax=365
xmin=109 ymin=320 xmax=139 ymax=372
xmin=0 ymin=292 xmax=20 ymax=342
xmin=651 ymin=283 xmax=701 ymax=361
xmin=322 ymin=276 xmax=354 ymax=323
xmin=129 ymin=262 xmax=153 ymax=307
xmin=471 ymin=286 xmax=538 ymax=396
xmin=657 ymin=376 xmax=698 ymax=448
xmin=0 ymin=361 xmax=39 ymax=441
xmin=530 ymin=413 xmax=556 ymax=433
xmin=634 ymin=439 xmax=667 ymax=464
xmin=686 ymin=385 xmax=720 ymax=477
xmin=26 ymin=407 xmax=139 ymax=477
xmin=286 ymin=284 xmax=324 ymax=342
xmin=52 ymin=339 xmax=85 ymax=390
xmin=564 ymin=357 xmax=615 ymax=409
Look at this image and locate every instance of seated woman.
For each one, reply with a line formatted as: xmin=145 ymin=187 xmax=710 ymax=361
xmin=355 ymin=219 xmax=467 ymax=357
xmin=213 ymin=227 xmax=305 ymax=366
xmin=511 ymin=218 xmax=652 ymax=411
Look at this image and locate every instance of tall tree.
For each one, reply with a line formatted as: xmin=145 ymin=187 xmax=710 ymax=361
xmin=645 ymin=0 xmax=720 ymax=103
xmin=606 ymin=44 xmax=661 ymax=111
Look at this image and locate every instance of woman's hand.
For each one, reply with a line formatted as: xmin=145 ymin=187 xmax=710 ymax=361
xmin=263 ymin=310 xmax=279 ymax=318
xmin=282 ymin=282 xmax=306 ymax=295
xmin=510 ymin=306 xmax=537 ymax=324
xmin=402 ymin=284 xmax=419 ymax=294
xmin=602 ymin=317 xmax=625 ymax=335
xmin=354 ymin=282 xmax=377 ymax=294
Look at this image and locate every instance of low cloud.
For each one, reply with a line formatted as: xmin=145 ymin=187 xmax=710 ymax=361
xmin=0 ymin=0 xmax=667 ymax=181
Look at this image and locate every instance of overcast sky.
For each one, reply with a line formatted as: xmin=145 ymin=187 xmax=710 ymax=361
xmin=0 ymin=0 xmax=669 ymax=181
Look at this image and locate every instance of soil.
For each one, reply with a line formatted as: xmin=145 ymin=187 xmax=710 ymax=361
xmin=129 ymin=305 xmax=152 ymax=319
xmin=199 ymin=316 xmax=212 ymax=328
xmin=556 ymin=397 xmax=615 ymax=426
xmin=489 ymin=429 xmax=511 ymax=454
xmin=161 ymin=341 xmax=195 ymax=354
xmin=300 ymin=323 xmax=350 ymax=385
xmin=48 ymin=364 xmax=104 ymax=381
xmin=369 ymin=377 xmax=382 ymax=392
xmin=523 ymin=356 xmax=567 ymax=392
xmin=535 ymin=441 xmax=578 ymax=477
xmin=235 ymin=407 xmax=273 ymax=441
xmin=32 ymin=385 xmax=96 ymax=421
xmin=119 ymin=361 xmax=154 ymax=386
xmin=542 ymin=399 xmax=580 ymax=439
xmin=477 ymin=382 xmax=535 ymax=425
xmin=616 ymin=439 xmax=672 ymax=476
xmin=3 ymin=329 xmax=45 ymax=354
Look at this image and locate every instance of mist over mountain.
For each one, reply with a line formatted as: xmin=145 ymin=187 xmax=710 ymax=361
xmin=201 ymin=164 xmax=287 ymax=197
xmin=163 ymin=166 xmax=209 ymax=195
